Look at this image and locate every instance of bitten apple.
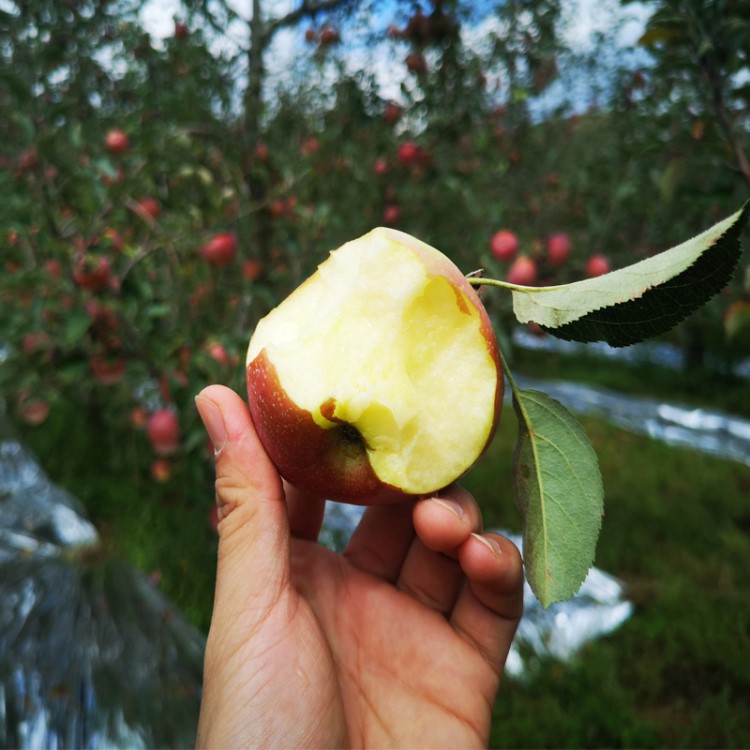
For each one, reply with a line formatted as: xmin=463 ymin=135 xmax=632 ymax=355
xmin=246 ymin=227 xmax=502 ymax=504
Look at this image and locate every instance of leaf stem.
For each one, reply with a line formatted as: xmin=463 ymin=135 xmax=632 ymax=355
xmin=467 ymin=276 xmax=569 ymax=293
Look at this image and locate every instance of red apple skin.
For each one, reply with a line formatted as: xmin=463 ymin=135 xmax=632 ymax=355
xmin=383 ymin=102 xmax=403 ymax=126
xmin=73 ymin=255 xmax=111 ymax=292
xmin=506 ymin=255 xmax=538 ymax=286
xmin=105 ymin=129 xmax=130 ymax=155
xmin=201 ymin=232 xmax=238 ymax=268
xmin=490 ymin=230 xmax=518 ymax=261
xmin=147 ymin=409 xmax=180 ymax=456
xmin=382 ymin=204 xmax=402 ymax=225
xmin=585 ymin=254 xmax=611 ymax=278
xmin=248 ymin=350 xmax=399 ymax=503
xmin=90 ymin=355 xmax=126 ymax=385
xmin=546 ymin=232 xmax=571 ymax=266
xmin=397 ymin=141 xmax=420 ymax=166
xmin=246 ymin=227 xmax=503 ymax=504
xmin=242 ymin=259 xmax=263 ymax=281
xmin=137 ymin=198 xmax=161 ymax=221
xmin=17 ymin=394 xmax=50 ymax=426
xmin=319 ymin=25 xmax=340 ymax=46
xmin=207 ymin=341 xmax=231 ymax=366
xmin=406 ymin=52 xmax=427 ymax=74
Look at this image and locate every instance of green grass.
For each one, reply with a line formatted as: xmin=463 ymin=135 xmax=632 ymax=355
xmin=14 ymin=377 xmax=750 ymax=748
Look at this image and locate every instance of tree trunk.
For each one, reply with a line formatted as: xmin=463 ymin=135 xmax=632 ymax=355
xmin=244 ymin=0 xmax=273 ymax=263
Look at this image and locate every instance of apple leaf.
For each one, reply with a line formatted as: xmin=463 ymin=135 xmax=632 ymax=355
xmin=511 ymin=202 xmax=750 ymax=347
xmin=511 ymin=388 xmax=604 ymax=608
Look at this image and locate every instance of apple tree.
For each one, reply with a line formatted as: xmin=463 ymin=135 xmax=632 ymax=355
xmin=0 ymin=0 xmax=260 ymax=492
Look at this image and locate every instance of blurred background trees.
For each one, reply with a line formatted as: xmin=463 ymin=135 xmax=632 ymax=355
xmin=2 ymin=0 xmax=749 ymax=510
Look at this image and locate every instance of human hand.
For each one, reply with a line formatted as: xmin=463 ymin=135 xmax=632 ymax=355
xmin=195 ymin=384 xmax=524 ymax=749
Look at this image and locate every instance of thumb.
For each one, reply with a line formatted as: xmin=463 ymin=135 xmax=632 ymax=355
xmin=195 ymin=384 xmax=291 ymax=623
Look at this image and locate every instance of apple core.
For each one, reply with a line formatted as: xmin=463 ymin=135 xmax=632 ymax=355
xmin=246 ymin=227 xmax=502 ymax=502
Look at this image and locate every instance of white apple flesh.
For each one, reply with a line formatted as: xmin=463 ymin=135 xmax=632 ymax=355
xmin=246 ymin=227 xmax=503 ymax=503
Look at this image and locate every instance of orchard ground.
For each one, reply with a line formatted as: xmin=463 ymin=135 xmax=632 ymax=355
xmin=16 ymin=348 xmax=750 ymax=749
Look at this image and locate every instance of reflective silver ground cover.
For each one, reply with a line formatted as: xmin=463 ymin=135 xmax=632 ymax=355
xmin=0 ymin=416 xmax=204 ymax=749
xmin=321 ymin=503 xmax=633 ymax=679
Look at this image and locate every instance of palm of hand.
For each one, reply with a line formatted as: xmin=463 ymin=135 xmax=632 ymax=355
xmin=280 ymin=538 xmax=503 ymax=749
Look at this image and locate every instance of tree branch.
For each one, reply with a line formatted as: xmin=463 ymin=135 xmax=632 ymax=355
xmin=264 ymin=0 xmax=359 ymax=41
xmin=699 ymin=55 xmax=750 ymax=186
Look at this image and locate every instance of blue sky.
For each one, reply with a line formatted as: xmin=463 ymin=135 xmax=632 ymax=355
xmin=139 ymin=0 xmax=652 ymax=107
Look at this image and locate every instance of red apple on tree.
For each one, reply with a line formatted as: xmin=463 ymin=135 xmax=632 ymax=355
xmin=301 ymin=137 xmax=320 ymax=156
xmin=546 ymin=232 xmax=572 ymax=266
xmin=397 ymin=141 xmax=420 ymax=166
xmin=319 ymin=25 xmax=340 ymax=46
xmin=136 ymin=197 xmax=161 ymax=221
xmin=16 ymin=392 xmax=50 ymax=426
xmin=383 ymin=102 xmax=403 ymax=126
xmin=201 ymin=232 xmax=238 ymax=268
xmin=585 ymin=253 xmax=611 ymax=278
xmin=105 ymin=129 xmax=130 ymax=155
xmin=405 ymin=52 xmax=427 ymax=74
xmin=90 ymin=354 xmax=126 ymax=385
xmin=246 ymin=227 xmax=502 ymax=504
xmin=490 ymin=229 xmax=519 ymax=261
xmin=242 ymin=259 xmax=263 ymax=282
xmin=506 ymin=255 xmax=538 ymax=286
xmin=147 ymin=409 xmax=181 ymax=456
xmin=382 ymin=204 xmax=402 ymax=225
xmin=73 ymin=255 xmax=111 ymax=293
xmin=206 ymin=341 xmax=232 ymax=366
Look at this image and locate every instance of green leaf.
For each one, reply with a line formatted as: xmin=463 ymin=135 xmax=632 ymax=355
xmin=63 ymin=311 xmax=92 ymax=346
xmin=511 ymin=202 xmax=750 ymax=347
xmin=0 ymin=70 xmax=31 ymax=102
xmin=638 ymin=26 xmax=684 ymax=45
xmin=512 ymin=389 xmax=604 ymax=607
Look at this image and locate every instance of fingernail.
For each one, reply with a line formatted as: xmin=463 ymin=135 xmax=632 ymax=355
xmin=472 ymin=532 xmax=502 ymax=556
xmin=195 ymin=395 xmax=228 ymax=457
xmin=432 ymin=497 xmax=464 ymax=520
